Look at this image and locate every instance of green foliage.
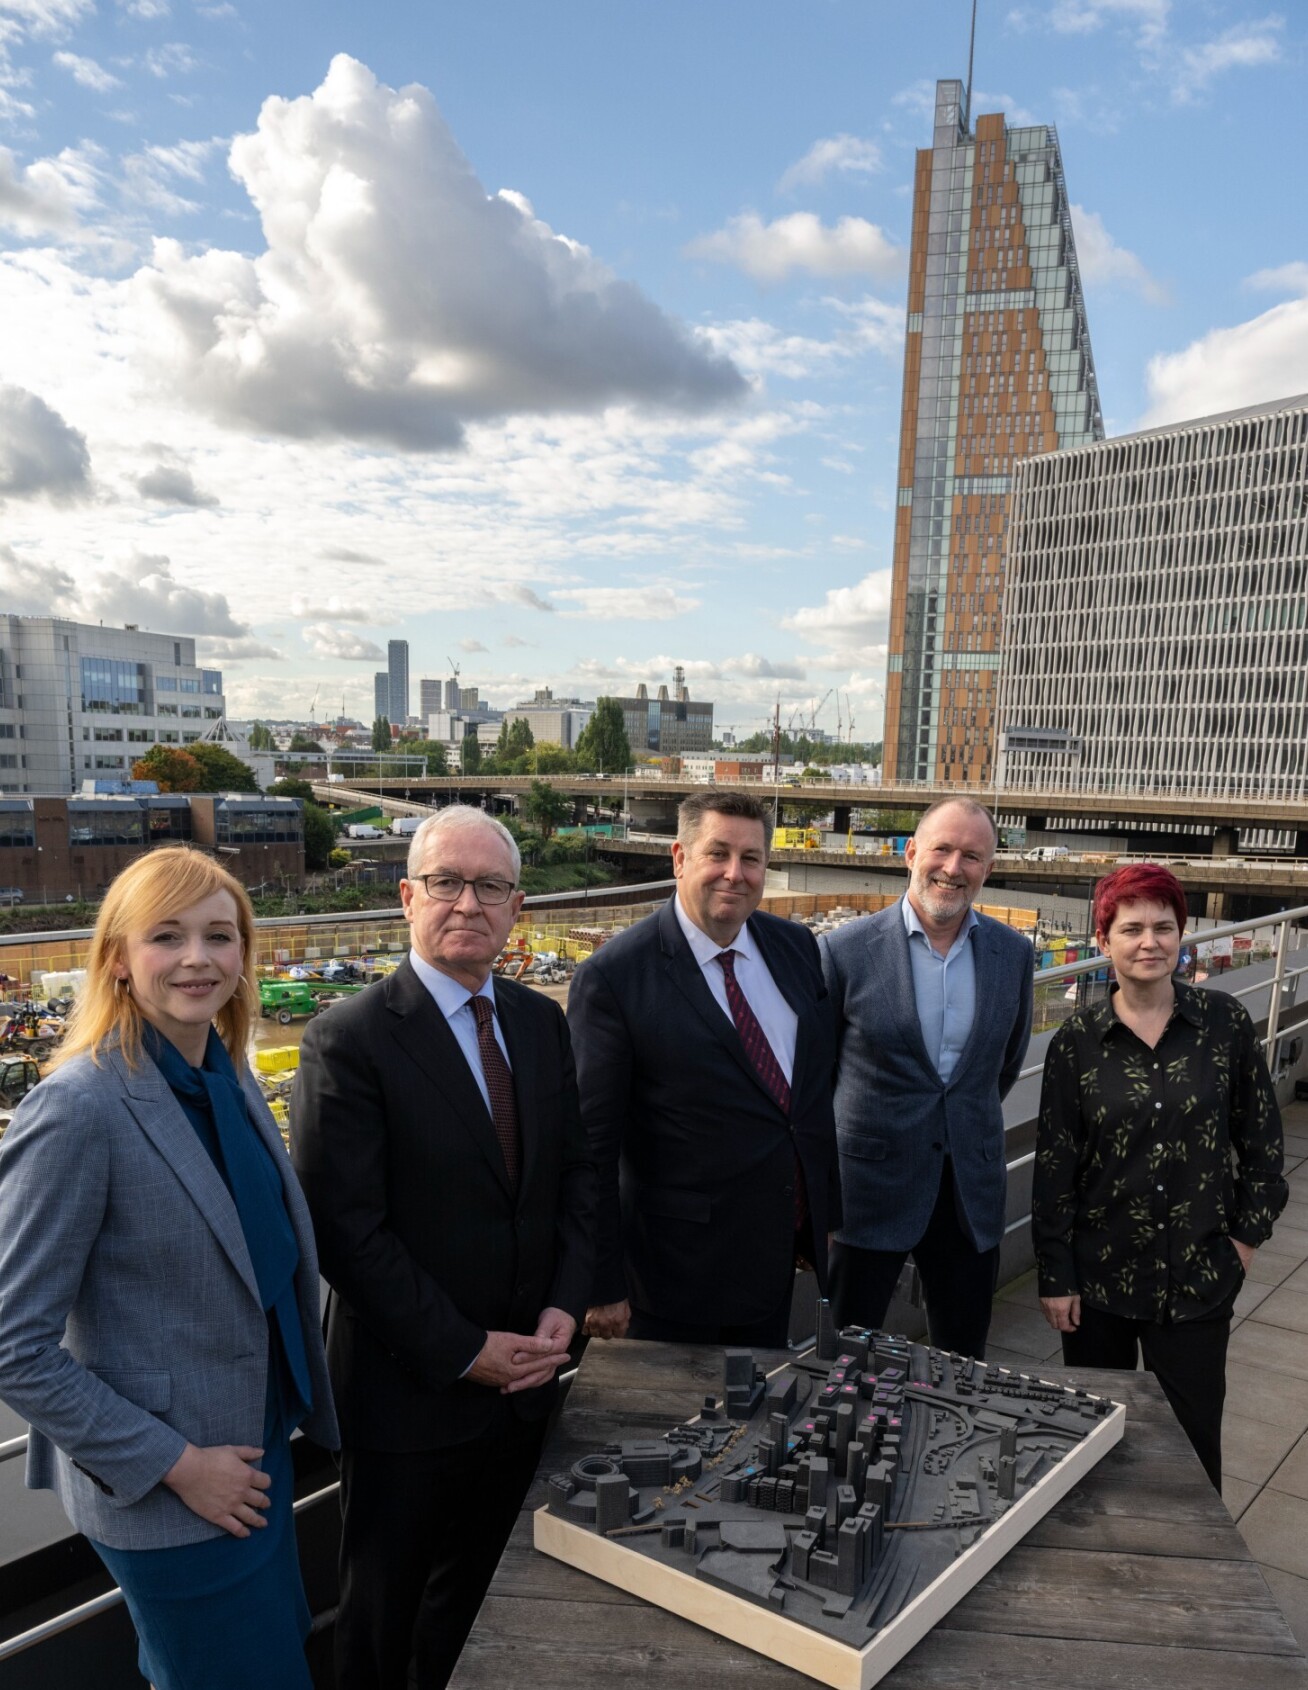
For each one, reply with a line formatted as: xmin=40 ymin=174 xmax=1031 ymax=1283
xmin=187 ymin=741 xmax=260 ymax=792
xmin=131 ymin=745 xmax=203 ymax=792
xmin=402 ymin=739 xmax=450 ymax=775
xmin=302 ymin=801 xmax=338 ymax=871
xmin=459 ymin=732 xmax=483 ymax=773
xmin=521 ymin=778 xmax=572 ymax=839
xmin=288 ymin=734 xmax=325 ymax=754
xmin=328 ymin=847 xmax=352 ymax=868
xmin=268 ymin=778 xmax=314 ymax=801
xmin=574 ymin=699 xmax=632 ymax=775
xmin=497 ymin=717 xmax=535 ymax=760
xmin=370 ymin=716 xmax=392 ymax=752
xmin=248 ymin=721 xmax=275 ymax=750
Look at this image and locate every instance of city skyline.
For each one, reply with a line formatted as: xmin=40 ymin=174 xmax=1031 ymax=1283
xmin=0 ymin=2 xmax=1305 ymax=745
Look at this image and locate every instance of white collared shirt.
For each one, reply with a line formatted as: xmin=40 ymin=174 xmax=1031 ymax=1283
xmin=408 ymin=948 xmax=511 ymax=1117
xmin=673 ymin=895 xmax=798 ymax=1083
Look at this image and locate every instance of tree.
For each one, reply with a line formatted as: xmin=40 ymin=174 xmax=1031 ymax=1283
xmin=460 ymin=732 xmax=483 ymax=774
xmin=370 ymin=716 xmax=392 ymax=752
xmin=574 ymin=699 xmax=632 ymax=775
xmin=131 ymin=746 xmax=203 ymax=792
xmin=521 ymin=779 xmax=572 ymax=839
xmin=248 ymin=721 xmax=275 ymax=750
xmin=288 ymin=734 xmax=325 ymax=754
xmin=302 ymin=802 xmax=338 ymax=871
xmin=268 ymin=778 xmax=314 ymax=801
xmin=530 ymin=741 xmax=577 ymax=775
xmin=496 ymin=717 xmax=535 ymax=761
xmin=188 ymin=741 xmax=260 ymax=792
xmin=402 ymin=739 xmax=449 ymax=776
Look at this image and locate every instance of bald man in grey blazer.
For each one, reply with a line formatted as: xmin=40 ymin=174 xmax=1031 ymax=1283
xmin=819 ymin=799 xmax=1033 ymax=1358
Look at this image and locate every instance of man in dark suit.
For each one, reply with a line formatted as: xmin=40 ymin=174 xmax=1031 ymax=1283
xmin=819 ymin=798 xmax=1033 ymax=1358
xmin=568 ymin=790 xmax=840 ymax=1347
xmin=291 ymin=806 xmax=593 ymax=1690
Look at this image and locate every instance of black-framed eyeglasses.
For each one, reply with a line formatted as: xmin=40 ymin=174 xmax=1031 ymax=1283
xmin=413 ymin=874 xmax=517 ymax=905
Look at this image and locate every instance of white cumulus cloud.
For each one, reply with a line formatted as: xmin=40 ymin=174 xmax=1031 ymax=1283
xmin=553 ymin=586 xmax=699 ymax=620
xmin=1070 ymin=205 xmax=1169 ymax=304
xmin=302 ymin=623 xmax=385 ymax=660
xmin=1172 ymin=17 xmax=1283 ymax=103
xmin=137 ymin=460 xmax=218 ymax=506
xmin=129 ymin=55 xmax=743 ymax=451
xmin=0 ymin=142 xmax=101 ymax=237
xmin=51 ymin=50 xmax=120 ymax=90
xmin=777 ymin=135 xmax=882 ymax=195
xmin=685 ymin=212 xmax=906 ymax=285
xmin=82 ymin=554 xmax=250 ymax=634
xmin=783 ymin=571 xmax=894 ymax=656
xmin=1246 ymin=262 xmax=1308 ymax=296
xmin=1140 ymin=299 xmax=1308 ymax=429
xmin=0 ymin=383 xmax=91 ymax=499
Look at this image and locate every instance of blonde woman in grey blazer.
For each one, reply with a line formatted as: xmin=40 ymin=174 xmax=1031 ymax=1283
xmin=0 ymin=847 xmax=336 ymax=1690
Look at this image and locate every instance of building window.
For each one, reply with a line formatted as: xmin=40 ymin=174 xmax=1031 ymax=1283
xmin=159 ymin=731 xmax=179 ymax=743
xmin=181 ymin=707 xmax=201 ymax=719
xmin=201 ymin=670 xmax=223 ymax=695
xmin=215 ymin=803 xmax=304 ymax=845
xmin=94 ymin=755 xmax=126 ymax=769
xmin=156 ymin=676 xmax=178 ymax=692
xmin=0 ymin=725 xmax=12 ymax=739
xmin=94 ymin=727 xmax=124 ymax=742
xmin=157 ymin=704 xmax=179 ymax=717
xmin=127 ymin=729 xmax=154 ymax=743
xmin=80 ymin=656 xmax=147 ymax=715
xmin=68 ymin=808 xmax=145 ymax=846
xmin=0 ymin=809 xmax=34 ymax=848
xmin=179 ymin=678 xmax=200 ymax=693
xmin=204 ymin=707 xmax=222 ymax=719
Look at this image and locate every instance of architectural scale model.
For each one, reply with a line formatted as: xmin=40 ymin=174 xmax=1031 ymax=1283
xmin=535 ymin=1312 xmax=1125 ymax=1689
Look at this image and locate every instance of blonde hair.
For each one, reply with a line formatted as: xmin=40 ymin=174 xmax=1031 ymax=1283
xmin=51 ymin=846 xmax=259 ymax=1074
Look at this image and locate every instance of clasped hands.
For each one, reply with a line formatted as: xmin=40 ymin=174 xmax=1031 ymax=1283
xmin=468 ymin=1306 xmax=576 ymax=1394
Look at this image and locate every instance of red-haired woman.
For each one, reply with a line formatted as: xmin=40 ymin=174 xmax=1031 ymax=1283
xmin=0 ymin=847 xmax=336 ymax=1689
xmin=1033 ymin=863 xmax=1287 ymax=1488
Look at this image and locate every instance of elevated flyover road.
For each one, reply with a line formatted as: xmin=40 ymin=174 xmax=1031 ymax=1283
xmin=311 ymin=778 xmax=1308 ymax=836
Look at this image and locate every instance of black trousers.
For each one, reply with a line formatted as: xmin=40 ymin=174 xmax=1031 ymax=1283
xmin=628 ymin=1296 xmax=793 ymax=1348
xmin=827 ymin=1161 xmax=1000 ymax=1359
xmin=335 ymin=1414 xmax=545 ymax=1690
xmin=1061 ymin=1289 xmax=1236 ymax=1491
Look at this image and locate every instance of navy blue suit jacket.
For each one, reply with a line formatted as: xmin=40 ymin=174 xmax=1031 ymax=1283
xmin=568 ymin=899 xmax=841 ymax=1330
xmin=819 ymin=902 xmax=1034 ymax=1254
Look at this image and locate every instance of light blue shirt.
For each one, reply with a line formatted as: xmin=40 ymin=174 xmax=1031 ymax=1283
xmin=408 ymin=948 xmax=511 ymax=1117
xmin=673 ymin=895 xmax=797 ymax=1082
xmin=902 ymin=895 xmax=978 ymax=1085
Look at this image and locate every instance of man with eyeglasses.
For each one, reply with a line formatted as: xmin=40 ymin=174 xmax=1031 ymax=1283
xmin=292 ymin=806 xmax=593 ymax=1690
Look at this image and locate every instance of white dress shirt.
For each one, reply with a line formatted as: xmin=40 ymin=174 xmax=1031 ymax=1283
xmin=673 ymin=895 xmax=798 ymax=1082
xmin=408 ymin=948 xmax=511 ymax=1116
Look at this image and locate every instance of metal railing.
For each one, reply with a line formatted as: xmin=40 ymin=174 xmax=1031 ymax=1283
xmin=3 ymin=901 xmax=1306 ymax=1657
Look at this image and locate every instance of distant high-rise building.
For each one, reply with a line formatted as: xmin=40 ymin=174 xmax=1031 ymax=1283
xmin=611 ymin=671 xmax=712 ymax=757
xmin=460 ymin=686 xmax=479 ymax=712
xmin=883 ymin=78 xmax=1102 ymax=784
xmin=443 ymin=678 xmax=461 ymax=711
xmin=374 ymin=672 xmax=389 ymax=722
xmin=387 ymin=640 xmax=409 ymax=724
xmin=997 ymin=392 xmax=1308 ymax=802
xmin=418 ymin=678 xmax=443 ymax=718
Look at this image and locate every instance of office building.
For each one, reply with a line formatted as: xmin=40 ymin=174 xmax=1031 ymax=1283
xmin=374 ymin=672 xmax=390 ymax=722
xmin=0 ymin=616 xmax=225 ymax=795
xmin=504 ymin=688 xmax=594 ymax=752
xmin=611 ymin=668 xmax=713 ymax=758
xmin=882 ymin=77 xmax=1103 ymax=784
xmin=387 ymin=639 xmax=409 ymax=724
xmin=418 ymin=677 xmax=443 ymax=719
xmin=997 ymin=392 xmax=1308 ymax=800
xmin=444 ymin=678 xmax=461 ymax=711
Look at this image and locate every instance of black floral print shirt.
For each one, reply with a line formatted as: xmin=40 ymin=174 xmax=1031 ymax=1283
xmin=1033 ymin=983 xmax=1287 ymax=1323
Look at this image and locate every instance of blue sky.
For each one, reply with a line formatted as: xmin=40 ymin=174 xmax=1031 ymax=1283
xmin=1 ymin=0 xmax=1305 ymax=741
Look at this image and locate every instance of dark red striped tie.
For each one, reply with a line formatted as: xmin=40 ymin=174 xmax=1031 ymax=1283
xmin=715 ymin=950 xmax=791 ymax=1115
xmin=716 ymin=951 xmax=808 ymax=1233
xmin=470 ymin=994 xmax=521 ymax=1192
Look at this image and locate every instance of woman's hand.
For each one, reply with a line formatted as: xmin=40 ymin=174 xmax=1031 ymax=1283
xmin=1040 ymin=1294 xmax=1081 ymax=1334
xmin=1233 ymin=1239 xmax=1256 ymax=1274
xmin=162 ymin=1443 xmax=271 ymax=1537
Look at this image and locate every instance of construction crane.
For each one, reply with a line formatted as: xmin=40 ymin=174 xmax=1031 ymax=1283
xmin=307 ymin=685 xmax=320 ymax=726
xmin=844 ymin=691 xmax=856 ymax=745
xmin=810 ymin=689 xmax=832 ymax=734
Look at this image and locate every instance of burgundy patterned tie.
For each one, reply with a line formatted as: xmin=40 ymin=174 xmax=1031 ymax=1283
xmin=469 ymin=994 xmax=521 ymax=1192
xmin=716 ymin=951 xmax=808 ymax=1232
xmin=715 ymin=950 xmax=791 ymax=1115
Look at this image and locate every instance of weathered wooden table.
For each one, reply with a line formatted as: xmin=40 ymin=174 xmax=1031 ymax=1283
xmin=451 ymin=1340 xmax=1308 ymax=1690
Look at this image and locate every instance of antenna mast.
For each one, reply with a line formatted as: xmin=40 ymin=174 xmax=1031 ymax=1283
xmin=964 ymin=0 xmax=978 ymax=131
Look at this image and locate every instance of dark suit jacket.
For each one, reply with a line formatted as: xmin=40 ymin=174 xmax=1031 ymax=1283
xmin=290 ymin=959 xmax=594 ymax=1453
xmin=819 ymin=902 xmax=1034 ymax=1255
xmin=567 ymin=899 xmax=840 ymax=1330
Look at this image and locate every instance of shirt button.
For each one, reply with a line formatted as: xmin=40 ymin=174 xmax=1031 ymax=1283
xmin=1155 ymin=1142 xmax=1163 ymax=1151
xmin=1153 ymin=1063 xmax=1159 ymax=1071
xmin=1156 ymin=1184 xmax=1165 ymax=1192
xmin=1155 ymin=1103 xmax=1163 ymax=1111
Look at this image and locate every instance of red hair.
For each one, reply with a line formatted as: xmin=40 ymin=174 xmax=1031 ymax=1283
xmin=1093 ymin=863 xmax=1187 ymax=939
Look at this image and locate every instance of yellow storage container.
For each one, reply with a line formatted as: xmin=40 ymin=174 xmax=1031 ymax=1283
xmin=255 ymin=1046 xmax=300 ymax=1076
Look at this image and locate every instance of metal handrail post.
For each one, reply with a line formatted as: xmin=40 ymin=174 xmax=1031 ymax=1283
xmin=1265 ymin=913 xmax=1293 ymax=1066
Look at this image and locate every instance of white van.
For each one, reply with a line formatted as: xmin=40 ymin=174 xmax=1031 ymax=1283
xmin=346 ymin=823 xmax=387 ymax=839
xmin=1024 ymin=844 xmax=1071 ymax=862
xmin=391 ymin=817 xmax=422 ymax=836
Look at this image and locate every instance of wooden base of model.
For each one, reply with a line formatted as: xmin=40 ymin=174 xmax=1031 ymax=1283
xmin=535 ymin=1395 xmax=1125 ymax=1689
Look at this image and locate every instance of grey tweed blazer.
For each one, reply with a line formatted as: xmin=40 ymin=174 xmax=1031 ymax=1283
xmin=0 ymin=1041 xmax=337 ymax=1550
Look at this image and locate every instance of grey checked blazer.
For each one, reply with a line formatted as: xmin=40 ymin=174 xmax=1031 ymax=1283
xmin=820 ymin=903 xmax=1034 ymax=1255
xmin=0 ymin=1042 xmax=337 ymax=1550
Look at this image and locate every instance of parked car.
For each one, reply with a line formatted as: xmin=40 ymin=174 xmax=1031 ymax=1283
xmin=0 ymin=888 xmax=23 ymax=906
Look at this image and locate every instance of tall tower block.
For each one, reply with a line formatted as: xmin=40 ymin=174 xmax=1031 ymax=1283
xmin=883 ymin=79 xmax=1102 ymax=785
